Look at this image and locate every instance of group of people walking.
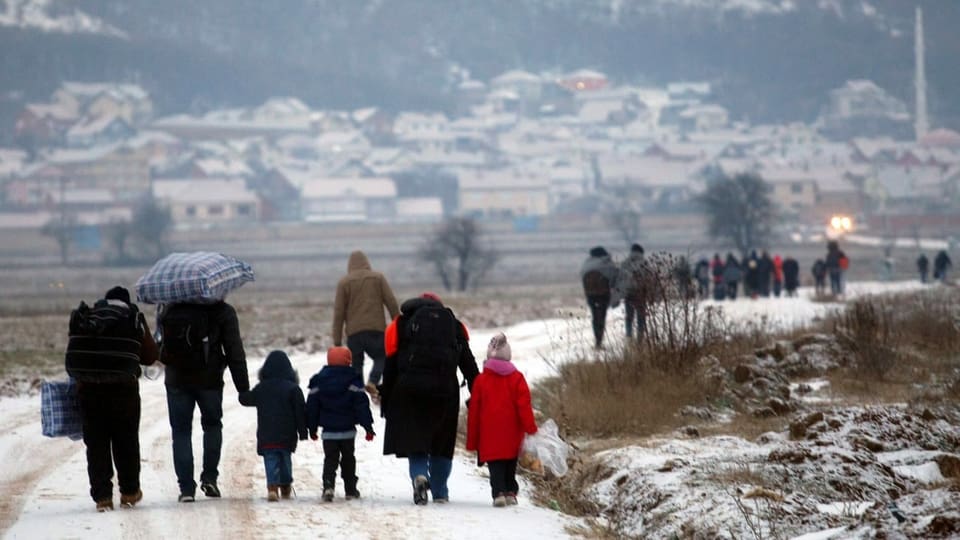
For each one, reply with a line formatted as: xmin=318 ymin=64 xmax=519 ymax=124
xmin=69 ymin=250 xmax=538 ymax=512
xmin=916 ymin=250 xmax=953 ymax=284
xmin=579 ymin=242 xmax=857 ymax=349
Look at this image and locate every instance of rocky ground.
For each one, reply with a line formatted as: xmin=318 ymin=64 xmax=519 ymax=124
xmin=573 ymin=331 xmax=960 ymax=539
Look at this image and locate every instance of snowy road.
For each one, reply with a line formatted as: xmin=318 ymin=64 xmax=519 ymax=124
xmin=0 ymin=280 xmax=928 ymax=539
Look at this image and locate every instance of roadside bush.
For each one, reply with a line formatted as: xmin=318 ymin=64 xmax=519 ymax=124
xmin=535 ymin=252 xmax=766 ymax=438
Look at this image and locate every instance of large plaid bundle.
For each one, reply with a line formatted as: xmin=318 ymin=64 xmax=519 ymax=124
xmin=40 ymin=379 xmax=83 ymax=440
xmin=135 ymin=252 xmax=254 ymax=305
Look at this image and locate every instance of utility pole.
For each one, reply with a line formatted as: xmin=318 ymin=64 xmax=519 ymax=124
xmin=914 ymin=6 xmax=929 ymax=141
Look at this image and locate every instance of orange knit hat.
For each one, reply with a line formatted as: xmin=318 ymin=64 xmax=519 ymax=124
xmin=327 ymin=346 xmax=352 ymax=367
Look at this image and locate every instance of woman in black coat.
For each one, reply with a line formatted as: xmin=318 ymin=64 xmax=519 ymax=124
xmin=379 ymin=293 xmax=479 ymax=505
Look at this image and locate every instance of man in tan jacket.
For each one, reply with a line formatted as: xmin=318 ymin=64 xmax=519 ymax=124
xmin=332 ymin=250 xmax=400 ymax=398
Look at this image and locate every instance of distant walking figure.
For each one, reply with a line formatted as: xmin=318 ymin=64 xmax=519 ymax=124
xmin=934 ymin=250 xmax=953 ymax=283
xmin=916 ymin=253 xmax=929 ymax=283
xmin=332 ymin=250 xmax=400 ymax=401
xmin=580 ymin=246 xmax=619 ymax=349
xmin=617 ymin=244 xmax=648 ymax=339
xmin=812 ymin=259 xmax=827 ymax=296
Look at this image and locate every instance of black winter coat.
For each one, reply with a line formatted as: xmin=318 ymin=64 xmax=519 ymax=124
xmin=782 ymin=258 xmax=800 ymax=290
xmin=162 ymin=302 xmax=250 ymax=392
xmin=305 ymin=365 xmax=374 ymax=436
xmin=239 ymin=351 xmax=307 ymax=455
xmin=380 ymin=297 xmax=479 ymax=459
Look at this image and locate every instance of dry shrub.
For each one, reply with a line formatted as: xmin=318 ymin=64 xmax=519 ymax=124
xmin=537 ymin=351 xmax=708 ymax=438
xmin=831 ymin=297 xmax=899 ymax=379
xmin=824 ymin=288 xmax=960 ymax=402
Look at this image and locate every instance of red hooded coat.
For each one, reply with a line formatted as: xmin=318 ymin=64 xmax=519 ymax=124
xmin=466 ymin=358 xmax=538 ymax=463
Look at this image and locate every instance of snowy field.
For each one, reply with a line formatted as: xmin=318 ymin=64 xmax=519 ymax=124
xmin=0 ymin=279 xmax=947 ymax=539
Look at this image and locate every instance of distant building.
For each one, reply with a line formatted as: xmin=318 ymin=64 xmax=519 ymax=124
xmin=153 ymin=178 xmax=261 ymax=228
xmin=557 ymin=69 xmax=608 ymax=93
xmin=457 ymin=168 xmax=550 ymax=217
xmin=820 ymin=80 xmax=912 ymax=140
xmin=299 ymin=177 xmax=397 ymax=223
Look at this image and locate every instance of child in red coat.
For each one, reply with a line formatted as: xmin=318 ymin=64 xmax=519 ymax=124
xmin=466 ymin=333 xmax=538 ymax=507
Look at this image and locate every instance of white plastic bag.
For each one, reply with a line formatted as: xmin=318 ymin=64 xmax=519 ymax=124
xmin=520 ymin=418 xmax=569 ymax=477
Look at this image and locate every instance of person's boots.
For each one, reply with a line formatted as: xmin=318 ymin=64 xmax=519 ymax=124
xmin=280 ymin=485 xmax=293 ymax=499
xmin=267 ymin=485 xmax=279 ymax=502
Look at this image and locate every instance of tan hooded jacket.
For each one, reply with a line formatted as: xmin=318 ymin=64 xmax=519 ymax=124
xmin=332 ymin=251 xmax=400 ymax=345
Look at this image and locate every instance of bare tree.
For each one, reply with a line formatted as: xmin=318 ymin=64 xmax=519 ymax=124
xmin=419 ymin=216 xmax=498 ymax=291
xmin=131 ymin=196 xmax=172 ymax=259
xmin=699 ymin=173 xmax=777 ymax=258
xmin=603 ymin=185 xmax=642 ymax=246
xmin=41 ymin=213 xmax=78 ymax=265
xmin=103 ymin=219 xmax=133 ymax=263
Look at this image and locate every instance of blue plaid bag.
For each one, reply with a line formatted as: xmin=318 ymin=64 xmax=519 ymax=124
xmin=135 ymin=252 xmax=255 ymax=305
xmin=40 ymin=379 xmax=83 ymax=441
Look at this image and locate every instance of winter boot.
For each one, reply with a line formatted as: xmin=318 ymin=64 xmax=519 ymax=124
xmin=321 ymin=487 xmax=334 ymax=503
xmin=120 ymin=489 xmax=143 ymax=508
xmin=267 ymin=485 xmax=280 ymax=502
xmin=413 ymin=475 xmax=430 ymax=505
xmin=493 ymin=494 xmax=507 ymax=507
xmin=280 ymin=485 xmax=293 ymax=500
xmin=200 ymin=482 xmax=221 ymax=498
xmin=95 ymin=499 xmax=114 ymax=512
xmin=505 ymin=492 xmax=518 ymax=506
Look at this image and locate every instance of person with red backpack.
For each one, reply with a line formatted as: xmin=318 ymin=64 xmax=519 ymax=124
xmin=580 ymin=246 xmax=619 ymax=349
xmin=379 ymin=293 xmax=479 ymax=505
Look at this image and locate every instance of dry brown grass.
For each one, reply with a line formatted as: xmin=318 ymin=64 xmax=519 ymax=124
xmin=820 ymin=288 xmax=960 ymax=403
xmin=537 ymin=353 xmax=709 ymax=438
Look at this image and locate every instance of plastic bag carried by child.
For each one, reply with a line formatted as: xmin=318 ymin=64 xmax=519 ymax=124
xmin=519 ymin=418 xmax=569 ymax=477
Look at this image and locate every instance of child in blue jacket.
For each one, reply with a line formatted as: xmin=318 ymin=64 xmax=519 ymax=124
xmin=239 ymin=350 xmax=308 ymax=501
xmin=306 ymin=346 xmax=375 ymax=502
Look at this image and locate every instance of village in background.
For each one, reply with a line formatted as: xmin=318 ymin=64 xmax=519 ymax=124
xmin=1 ymin=7 xmax=959 ymax=268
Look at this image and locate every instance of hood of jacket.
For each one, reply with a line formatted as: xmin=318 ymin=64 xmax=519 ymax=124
xmin=259 ymin=350 xmax=298 ymax=383
xmin=347 ymin=250 xmax=372 ymax=273
xmin=483 ymin=358 xmax=517 ymax=376
xmin=400 ymin=296 xmax=442 ymax=315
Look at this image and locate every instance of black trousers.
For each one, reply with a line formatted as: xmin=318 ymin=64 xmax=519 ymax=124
xmin=585 ymin=294 xmax=610 ymax=347
xmin=322 ymin=438 xmax=357 ymax=490
xmin=487 ymin=459 xmax=519 ymax=498
xmin=78 ymin=382 xmax=141 ymax=502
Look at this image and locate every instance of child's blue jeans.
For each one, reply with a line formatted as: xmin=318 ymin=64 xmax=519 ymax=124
xmin=263 ymin=449 xmax=293 ymax=486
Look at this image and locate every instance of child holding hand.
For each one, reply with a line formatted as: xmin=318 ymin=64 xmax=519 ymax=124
xmin=239 ymin=350 xmax=308 ymax=501
xmin=306 ymin=347 xmax=375 ymax=502
xmin=466 ymin=333 xmax=537 ymax=507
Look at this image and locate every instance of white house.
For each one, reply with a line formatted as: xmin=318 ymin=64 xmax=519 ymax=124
xmin=299 ymin=177 xmax=397 ymax=223
xmin=153 ymin=178 xmax=261 ymax=228
xmin=456 ymin=168 xmax=550 ymax=217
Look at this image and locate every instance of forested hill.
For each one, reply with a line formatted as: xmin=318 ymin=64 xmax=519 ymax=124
xmin=2 ymin=0 xmax=959 ymax=133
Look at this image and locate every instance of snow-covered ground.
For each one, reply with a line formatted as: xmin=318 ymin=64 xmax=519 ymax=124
xmin=1 ymin=280 xmax=953 ymax=539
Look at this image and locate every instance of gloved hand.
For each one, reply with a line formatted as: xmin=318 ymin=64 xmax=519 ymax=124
xmin=310 ymin=432 xmax=318 ymax=441
xmin=365 ymin=430 xmax=375 ymax=442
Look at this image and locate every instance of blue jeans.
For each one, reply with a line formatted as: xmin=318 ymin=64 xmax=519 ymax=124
xmin=263 ymin=450 xmax=293 ymax=486
xmin=408 ymin=453 xmax=453 ymax=499
xmin=166 ymin=386 xmax=224 ymax=495
xmin=624 ymin=302 xmax=645 ymax=339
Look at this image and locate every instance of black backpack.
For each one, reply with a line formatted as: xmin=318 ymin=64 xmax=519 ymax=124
xmin=159 ymin=303 xmax=220 ymax=371
xmin=65 ymin=299 xmax=144 ymax=383
xmin=398 ymin=305 xmax=461 ymax=398
xmin=582 ymin=270 xmax=610 ymax=296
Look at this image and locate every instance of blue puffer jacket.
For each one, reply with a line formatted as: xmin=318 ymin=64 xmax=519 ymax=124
xmin=239 ymin=350 xmax=307 ymax=455
xmin=305 ymin=365 xmax=374 ymax=437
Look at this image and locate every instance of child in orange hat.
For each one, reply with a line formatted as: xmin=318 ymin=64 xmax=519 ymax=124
xmin=305 ymin=346 xmax=375 ymax=502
